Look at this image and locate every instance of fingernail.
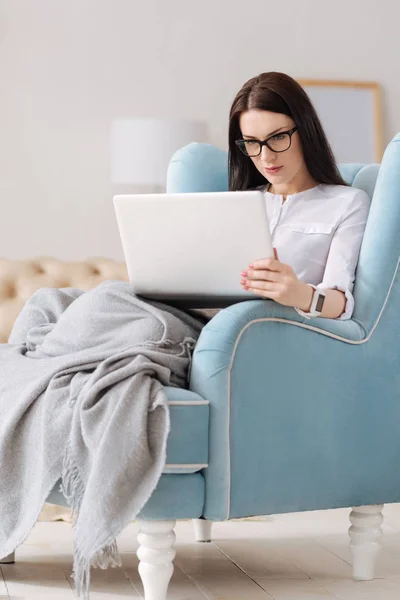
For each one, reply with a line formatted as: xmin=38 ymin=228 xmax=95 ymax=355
xmin=241 ymin=271 xmax=247 ymax=277
xmin=248 ymin=263 xmax=254 ymax=268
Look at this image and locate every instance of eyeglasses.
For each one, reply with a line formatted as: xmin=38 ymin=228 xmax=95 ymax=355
xmin=235 ymin=126 xmax=298 ymax=157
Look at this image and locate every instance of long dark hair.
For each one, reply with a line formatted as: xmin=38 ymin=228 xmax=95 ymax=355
xmin=228 ymin=72 xmax=347 ymax=191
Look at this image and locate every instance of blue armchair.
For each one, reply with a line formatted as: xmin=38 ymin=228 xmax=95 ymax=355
xmin=168 ymin=134 xmax=400 ymax=592
xmin=3 ymin=134 xmax=399 ymax=600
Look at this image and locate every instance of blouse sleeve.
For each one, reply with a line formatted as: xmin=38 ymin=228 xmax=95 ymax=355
xmin=316 ymin=189 xmax=371 ymax=320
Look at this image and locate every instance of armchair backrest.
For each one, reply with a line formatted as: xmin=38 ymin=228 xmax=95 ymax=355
xmin=341 ymin=136 xmax=400 ymax=331
xmin=167 ymin=135 xmax=400 ymax=331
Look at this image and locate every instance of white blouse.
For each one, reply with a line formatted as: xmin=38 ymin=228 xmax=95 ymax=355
xmin=263 ymin=183 xmax=371 ymax=320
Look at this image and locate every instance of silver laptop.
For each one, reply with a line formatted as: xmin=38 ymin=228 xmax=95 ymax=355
xmin=113 ymin=191 xmax=273 ymax=308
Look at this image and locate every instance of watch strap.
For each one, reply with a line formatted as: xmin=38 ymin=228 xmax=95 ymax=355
xmin=294 ymin=284 xmax=325 ymax=319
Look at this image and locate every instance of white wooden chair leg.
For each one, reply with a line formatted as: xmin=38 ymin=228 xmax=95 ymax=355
xmin=0 ymin=551 xmax=15 ymax=564
xmin=193 ymin=518 xmax=213 ymax=542
xmin=349 ymin=504 xmax=383 ymax=580
xmin=137 ymin=520 xmax=176 ymax=600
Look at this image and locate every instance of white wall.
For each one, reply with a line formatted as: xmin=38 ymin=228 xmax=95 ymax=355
xmin=0 ymin=0 xmax=399 ymax=261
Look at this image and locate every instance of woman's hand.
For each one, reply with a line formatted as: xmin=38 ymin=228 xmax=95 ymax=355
xmin=240 ymin=248 xmax=313 ymax=310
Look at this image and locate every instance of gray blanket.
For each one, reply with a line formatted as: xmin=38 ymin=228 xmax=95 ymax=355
xmin=0 ymin=280 xmax=205 ymax=599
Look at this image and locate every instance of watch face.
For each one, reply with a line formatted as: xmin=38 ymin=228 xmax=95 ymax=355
xmin=316 ymin=294 xmax=325 ymax=312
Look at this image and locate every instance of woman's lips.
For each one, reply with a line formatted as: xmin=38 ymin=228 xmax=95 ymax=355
xmin=265 ymin=166 xmax=283 ymax=174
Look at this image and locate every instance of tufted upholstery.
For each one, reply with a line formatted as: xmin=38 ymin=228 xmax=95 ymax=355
xmin=0 ymin=257 xmax=128 ymax=343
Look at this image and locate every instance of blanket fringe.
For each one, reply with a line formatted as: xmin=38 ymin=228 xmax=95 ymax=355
xmin=71 ymin=539 xmax=122 ymax=600
xmin=61 ymin=441 xmax=122 ymax=600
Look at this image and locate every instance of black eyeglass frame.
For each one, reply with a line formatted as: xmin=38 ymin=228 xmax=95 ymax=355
xmin=235 ymin=126 xmax=298 ymax=156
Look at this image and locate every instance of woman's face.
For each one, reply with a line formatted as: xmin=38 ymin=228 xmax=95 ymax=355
xmin=238 ymin=109 xmax=308 ymax=188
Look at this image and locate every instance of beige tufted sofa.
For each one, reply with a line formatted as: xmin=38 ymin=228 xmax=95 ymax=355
xmin=0 ymin=257 xmax=128 ymax=343
xmin=0 ymin=256 xmax=128 ymax=520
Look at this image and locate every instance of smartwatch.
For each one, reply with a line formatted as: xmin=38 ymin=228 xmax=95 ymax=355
xmin=294 ymin=284 xmax=326 ymax=319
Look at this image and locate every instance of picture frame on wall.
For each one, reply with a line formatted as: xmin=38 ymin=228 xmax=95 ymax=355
xmin=297 ymin=79 xmax=383 ymax=164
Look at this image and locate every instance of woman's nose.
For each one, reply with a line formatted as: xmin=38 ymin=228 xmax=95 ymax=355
xmin=260 ymin=144 xmax=276 ymax=162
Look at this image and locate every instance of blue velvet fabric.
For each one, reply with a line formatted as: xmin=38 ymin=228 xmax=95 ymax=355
xmin=167 ymin=142 xmax=228 ymax=193
xmin=166 ymin=135 xmax=400 ymax=521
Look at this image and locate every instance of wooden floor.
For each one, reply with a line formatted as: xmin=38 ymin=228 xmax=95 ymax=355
xmin=2 ymin=504 xmax=400 ymax=599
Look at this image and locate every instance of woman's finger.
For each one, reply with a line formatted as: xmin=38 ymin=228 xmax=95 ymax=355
xmin=245 ymin=269 xmax=279 ymax=282
xmin=251 ymin=257 xmax=284 ymax=272
xmin=243 ymin=280 xmax=279 ymax=293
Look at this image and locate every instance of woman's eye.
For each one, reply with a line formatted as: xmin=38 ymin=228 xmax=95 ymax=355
xmin=271 ymin=134 xmax=285 ymax=141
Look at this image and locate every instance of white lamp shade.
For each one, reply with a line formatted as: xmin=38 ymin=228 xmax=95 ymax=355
xmin=111 ymin=118 xmax=208 ymax=186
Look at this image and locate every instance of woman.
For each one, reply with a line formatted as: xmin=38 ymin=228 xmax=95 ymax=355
xmin=229 ymin=72 xmax=370 ymax=320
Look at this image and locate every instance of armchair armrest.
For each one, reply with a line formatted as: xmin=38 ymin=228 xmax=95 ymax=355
xmin=189 ymin=299 xmax=397 ymax=521
xmin=192 ymin=300 xmax=365 ymax=378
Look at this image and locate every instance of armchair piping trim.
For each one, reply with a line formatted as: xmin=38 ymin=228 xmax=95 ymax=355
xmin=168 ymin=401 xmax=209 ymax=406
xmin=224 ymin=255 xmax=400 ymax=519
xmin=164 ymin=463 xmax=208 ymax=469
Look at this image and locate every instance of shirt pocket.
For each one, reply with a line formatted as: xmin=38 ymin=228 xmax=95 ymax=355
xmin=287 ymin=222 xmax=335 ymax=235
xmin=279 ymin=222 xmax=335 ymax=273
